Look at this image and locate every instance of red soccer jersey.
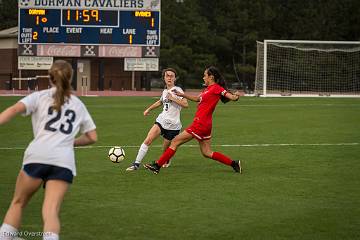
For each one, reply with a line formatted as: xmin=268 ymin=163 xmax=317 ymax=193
xmin=185 ymin=84 xmax=227 ymax=140
xmin=194 ymin=83 xmax=227 ymax=127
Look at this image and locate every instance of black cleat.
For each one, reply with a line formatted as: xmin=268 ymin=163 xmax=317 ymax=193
xmin=231 ymin=160 xmax=242 ymax=173
xmin=144 ymin=162 xmax=160 ymax=174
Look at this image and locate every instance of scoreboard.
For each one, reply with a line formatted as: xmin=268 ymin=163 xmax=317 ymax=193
xmin=18 ymin=0 xmax=160 ymax=46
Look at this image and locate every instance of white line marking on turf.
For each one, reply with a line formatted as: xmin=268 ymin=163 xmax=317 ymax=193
xmin=77 ymin=142 xmax=360 ymax=148
xmin=0 ymin=142 xmax=358 ymax=150
xmin=88 ymin=103 xmax=360 ymax=108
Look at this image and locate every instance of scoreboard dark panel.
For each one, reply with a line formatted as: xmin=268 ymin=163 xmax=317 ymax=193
xmin=19 ymin=8 xmax=160 ymax=46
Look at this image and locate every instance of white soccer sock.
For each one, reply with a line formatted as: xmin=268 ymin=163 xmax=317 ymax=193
xmin=0 ymin=223 xmax=18 ymax=240
xmin=134 ymin=143 xmax=149 ymax=164
xmin=43 ymin=232 xmax=59 ymax=240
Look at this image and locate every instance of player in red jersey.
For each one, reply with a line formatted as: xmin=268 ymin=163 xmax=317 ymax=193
xmin=144 ymin=66 xmax=242 ymax=174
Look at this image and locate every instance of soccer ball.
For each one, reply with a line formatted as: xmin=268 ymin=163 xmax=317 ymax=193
xmin=108 ymin=146 xmax=125 ymax=163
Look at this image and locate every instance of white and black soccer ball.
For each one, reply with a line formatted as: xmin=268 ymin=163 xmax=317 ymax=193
xmin=108 ymin=146 xmax=125 ymax=163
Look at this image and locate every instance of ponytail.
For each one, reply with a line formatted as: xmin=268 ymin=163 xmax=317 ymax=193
xmin=49 ymin=60 xmax=73 ymax=112
xmin=206 ymin=66 xmax=230 ymax=103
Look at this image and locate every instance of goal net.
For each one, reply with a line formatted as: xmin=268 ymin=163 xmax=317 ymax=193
xmin=255 ymin=40 xmax=360 ymax=97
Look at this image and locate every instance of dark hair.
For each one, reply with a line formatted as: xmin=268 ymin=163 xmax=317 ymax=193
xmin=206 ymin=66 xmax=229 ymax=103
xmin=162 ymin=68 xmax=177 ymax=79
xmin=48 ymin=60 xmax=73 ymax=112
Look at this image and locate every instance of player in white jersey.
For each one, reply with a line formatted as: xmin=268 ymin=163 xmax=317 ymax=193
xmin=0 ymin=60 xmax=97 ymax=240
xmin=126 ymin=68 xmax=188 ymax=171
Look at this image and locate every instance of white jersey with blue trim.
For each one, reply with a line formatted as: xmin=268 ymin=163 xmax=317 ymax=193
xmin=156 ymin=86 xmax=184 ymax=130
xmin=19 ymin=87 xmax=96 ymax=176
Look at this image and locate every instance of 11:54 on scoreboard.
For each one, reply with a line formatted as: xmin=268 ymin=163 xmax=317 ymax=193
xmin=19 ymin=8 xmax=160 ymax=46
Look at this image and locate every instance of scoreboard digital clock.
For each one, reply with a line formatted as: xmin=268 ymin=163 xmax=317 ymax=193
xmin=18 ymin=8 xmax=160 ymax=46
xmin=62 ymin=9 xmax=119 ymax=26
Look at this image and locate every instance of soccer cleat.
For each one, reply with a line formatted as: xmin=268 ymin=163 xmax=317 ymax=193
xmin=144 ymin=162 xmax=160 ymax=174
xmin=231 ymin=160 xmax=242 ymax=173
xmin=126 ymin=163 xmax=140 ymax=171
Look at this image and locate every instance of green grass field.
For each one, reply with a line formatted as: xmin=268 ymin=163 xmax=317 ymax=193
xmin=0 ymin=96 xmax=359 ymax=240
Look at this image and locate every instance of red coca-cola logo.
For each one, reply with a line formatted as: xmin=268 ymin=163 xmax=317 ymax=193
xmin=100 ymin=46 xmax=141 ymax=57
xmin=37 ymin=45 xmax=81 ymax=57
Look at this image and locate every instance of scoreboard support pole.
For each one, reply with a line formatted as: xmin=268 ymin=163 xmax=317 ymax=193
xmin=131 ymin=71 xmax=135 ymax=90
xmin=81 ymin=76 xmax=88 ymax=96
xmin=19 ymin=70 xmax=22 ymax=89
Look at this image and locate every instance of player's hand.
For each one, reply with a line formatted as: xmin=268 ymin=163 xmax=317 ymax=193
xmin=172 ymin=89 xmax=184 ymax=97
xmin=166 ymin=93 xmax=175 ymax=101
xmin=143 ymin=109 xmax=150 ymax=116
xmin=233 ymin=91 xmax=240 ymax=101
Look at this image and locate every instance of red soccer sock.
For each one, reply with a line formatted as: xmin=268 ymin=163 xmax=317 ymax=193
xmin=211 ymin=151 xmax=233 ymax=166
xmin=157 ymin=148 xmax=176 ymax=166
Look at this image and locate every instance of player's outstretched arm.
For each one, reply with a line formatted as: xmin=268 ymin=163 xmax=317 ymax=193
xmin=225 ymin=91 xmax=240 ymax=101
xmin=74 ymin=129 xmax=97 ymax=146
xmin=0 ymin=102 xmax=26 ymax=125
xmin=183 ymin=93 xmax=201 ymax=102
xmin=144 ymin=100 xmax=162 ymax=116
xmin=172 ymin=90 xmax=200 ymax=102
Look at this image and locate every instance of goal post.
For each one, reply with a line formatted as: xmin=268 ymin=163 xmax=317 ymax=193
xmin=255 ymin=40 xmax=360 ymax=97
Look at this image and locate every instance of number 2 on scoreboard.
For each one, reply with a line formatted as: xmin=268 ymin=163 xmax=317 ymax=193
xmin=33 ymin=31 xmax=38 ymax=40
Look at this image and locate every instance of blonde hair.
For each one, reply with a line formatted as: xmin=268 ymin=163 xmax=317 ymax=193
xmin=48 ymin=60 xmax=73 ymax=112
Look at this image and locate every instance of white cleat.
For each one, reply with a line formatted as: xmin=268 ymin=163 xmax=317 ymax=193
xmin=126 ymin=163 xmax=140 ymax=171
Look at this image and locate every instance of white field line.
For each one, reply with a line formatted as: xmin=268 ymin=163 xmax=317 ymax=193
xmin=0 ymin=142 xmax=358 ymax=150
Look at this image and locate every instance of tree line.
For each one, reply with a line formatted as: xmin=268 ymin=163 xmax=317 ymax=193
xmin=160 ymin=0 xmax=360 ymax=90
xmin=2 ymin=0 xmax=360 ymax=90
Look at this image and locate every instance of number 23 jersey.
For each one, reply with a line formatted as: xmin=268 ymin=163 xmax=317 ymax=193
xmin=20 ymin=87 xmax=96 ymax=176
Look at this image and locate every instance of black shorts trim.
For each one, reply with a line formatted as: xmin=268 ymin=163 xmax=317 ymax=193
xmin=23 ymin=163 xmax=73 ymax=184
xmin=155 ymin=122 xmax=180 ymax=141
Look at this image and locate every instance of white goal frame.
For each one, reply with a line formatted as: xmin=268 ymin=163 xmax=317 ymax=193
xmin=255 ymin=40 xmax=360 ymax=97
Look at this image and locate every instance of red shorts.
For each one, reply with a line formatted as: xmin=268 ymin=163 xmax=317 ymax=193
xmin=185 ymin=120 xmax=212 ymax=141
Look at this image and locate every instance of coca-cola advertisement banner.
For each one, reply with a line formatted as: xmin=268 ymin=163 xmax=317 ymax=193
xmin=99 ymin=46 xmax=142 ymax=58
xmin=20 ymin=44 xmax=148 ymax=58
xmin=37 ymin=45 xmax=81 ymax=57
